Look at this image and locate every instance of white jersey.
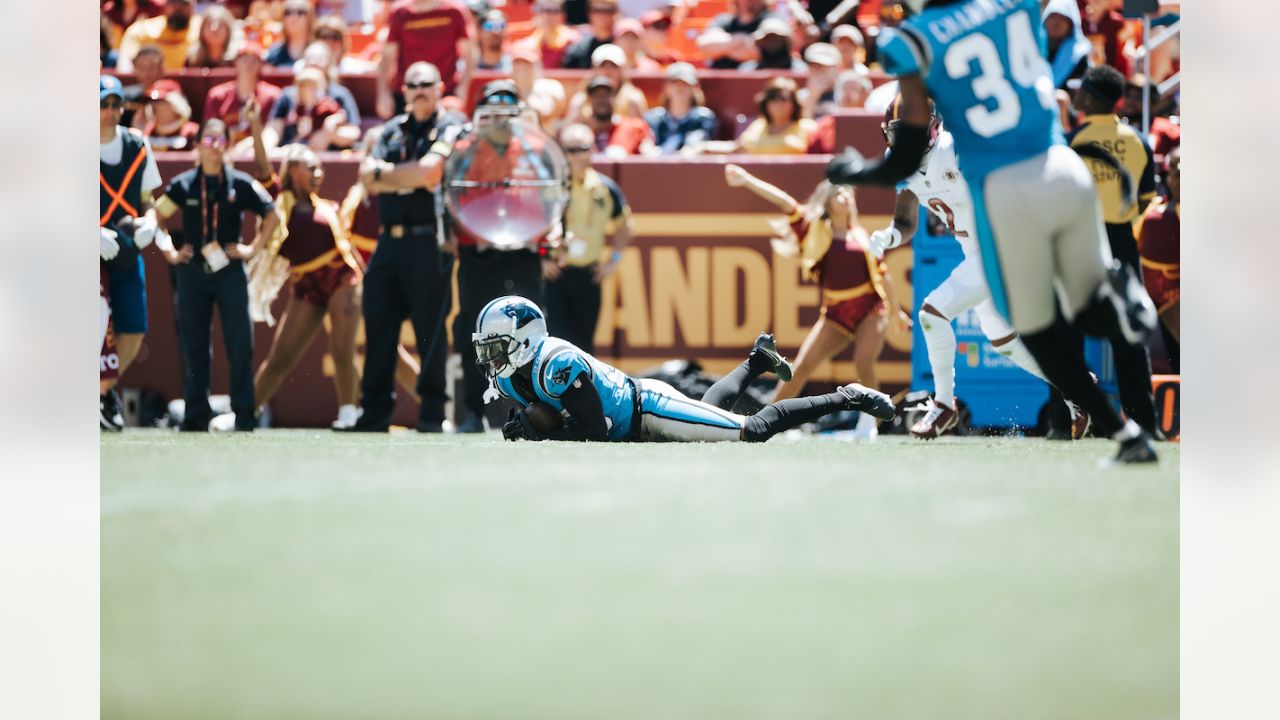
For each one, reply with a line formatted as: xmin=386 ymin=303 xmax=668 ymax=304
xmin=899 ymin=131 xmax=978 ymax=258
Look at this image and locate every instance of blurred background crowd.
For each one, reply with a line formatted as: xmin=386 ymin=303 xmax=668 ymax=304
xmin=101 ymin=0 xmax=1180 ymax=157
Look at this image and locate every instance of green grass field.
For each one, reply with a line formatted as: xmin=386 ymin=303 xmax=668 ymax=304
xmin=102 ymin=431 xmax=1178 ymax=720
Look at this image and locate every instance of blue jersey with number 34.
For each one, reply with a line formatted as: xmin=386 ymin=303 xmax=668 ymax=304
xmin=879 ymin=0 xmax=1063 ymax=182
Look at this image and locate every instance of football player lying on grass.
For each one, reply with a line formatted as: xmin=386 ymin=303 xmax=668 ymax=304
xmin=473 ymin=296 xmax=895 ymax=442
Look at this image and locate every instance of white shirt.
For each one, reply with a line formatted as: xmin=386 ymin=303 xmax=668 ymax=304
xmin=100 ymin=126 xmax=162 ymax=194
xmin=900 ymin=131 xmax=978 ymax=257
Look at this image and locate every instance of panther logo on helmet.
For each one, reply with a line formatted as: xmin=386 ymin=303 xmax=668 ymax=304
xmin=501 ymin=302 xmax=542 ymax=328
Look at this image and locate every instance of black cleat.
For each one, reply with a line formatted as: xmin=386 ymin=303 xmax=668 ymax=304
xmin=837 ymin=383 xmax=895 ymax=421
xmin=99 ymin=392 xmax=123 ymax=432
xmin=1111 ymin=431 xmax=1159 ymax=465
xmin=751 ymin=332 xmax=793 ymax=381
xmin=416 ymin=420 xmax=444 ymax=433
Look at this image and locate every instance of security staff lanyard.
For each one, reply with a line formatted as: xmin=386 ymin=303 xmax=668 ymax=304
xmin=200 ymin=171 xmax=220 ymax=247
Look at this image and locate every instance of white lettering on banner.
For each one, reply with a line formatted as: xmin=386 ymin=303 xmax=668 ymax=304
xmin=928 ymin=0 xmax=1023 ymax=45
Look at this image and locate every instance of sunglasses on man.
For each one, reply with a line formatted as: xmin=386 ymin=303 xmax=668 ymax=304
xmin=534 ymin=4 xmax=562 ymax=13
xmin=317 ymin=31 xmax=343 ymax=42
xmin=404 ymin=80 xmax=438 ymax=90
xmin=199 ymin=136 xmax=228 ymax=149
xmin=101 ymin=98 xmax=124 ymax=110
xmin=284 ymin=7 xmax=309 ymax=16
xmin=481 ymin=19 xmax=506 ymax=32
xmin=562 ymin=144 xmax=593 ymax=154
xmin=589 ymin=5 xmax=617 ymax=14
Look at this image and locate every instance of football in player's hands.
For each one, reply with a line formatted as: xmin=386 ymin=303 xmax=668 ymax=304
xmin=523 ymin=401 xmax=565 ymax=435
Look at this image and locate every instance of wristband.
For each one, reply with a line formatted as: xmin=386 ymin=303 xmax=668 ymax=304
xmin=886 ymin=227 xmax=902 ymax=249
xmin=611 ymin=250 xmax=622 ymax=263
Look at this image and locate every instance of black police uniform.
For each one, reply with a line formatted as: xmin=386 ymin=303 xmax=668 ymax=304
xmin=354 ymin=111 xmax=459 ymax=431
xmin=161 ymin=166 xmax=276 ymax=430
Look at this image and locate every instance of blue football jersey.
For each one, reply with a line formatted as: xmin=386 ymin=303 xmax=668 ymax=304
xmin=495 ymin=336 xmax=636 ymax=440
xmin=879 ymin=0 xmax=1062 ymax=181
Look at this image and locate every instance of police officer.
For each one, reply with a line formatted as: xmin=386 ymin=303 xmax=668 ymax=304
xmin=154 ymin=118 xmax=280 ymax=431
xmin=345 ymin=61 xmax=462 ymax=433
xmin=449 ymin=80 xmax=554 ymax=433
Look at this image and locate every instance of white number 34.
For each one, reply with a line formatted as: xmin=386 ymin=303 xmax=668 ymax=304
xmin=944 ymin=11 xmax=1057 ymax=137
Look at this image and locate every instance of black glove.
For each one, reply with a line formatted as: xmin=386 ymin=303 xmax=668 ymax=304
xmin=826 ymin=122 xmax=929 ymax=187
xmin=502 ymin=408 xmax=525 ymax=441
xmin=502 ymin=408 xmax=549 ymax=442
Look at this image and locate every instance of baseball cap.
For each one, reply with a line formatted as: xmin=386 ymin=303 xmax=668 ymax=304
xmin=804 ymin=42 xmax=840 ymax=67
xmin=590 ymin=43 xmax=627 ymax=67
xmin=753 ymin=17 xmax=792 ymax=42
xmin=146 ymin=78 xmax=183 ymax=101
xmin=479 ymin=79 xmax=521 ymax=105
xmin=665 ymin=62 xmax=698 ymax=86
xmin=614 ymin=18 xmax=643 ymax=38
xmin=100 ymin=74 xmax=125 ymax=101
xmin=831 ymin=24 xmax=864 ymax=46
xmin=587 ymin=75 xmax=617 ymax=93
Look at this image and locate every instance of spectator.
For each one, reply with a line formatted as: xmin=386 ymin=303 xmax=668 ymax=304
xmin=377 ymin=0 xmax=477 ymax=117
xmin=102 ymin=15 xmax=120 ymax=68
xmin=103 ymin=0 xmax=166 ymax=50
xmin=153 ymin=118 xmax=280 ymax=432
xmin=614 ymin=18 xmax=662 ymax=71
xmin=566 ymin=44 xmax=649 ymax=122
xmin=511 ymin=48 xmax=568 ymax=132
xmin=639 ymin=10 xmax=683 ymax=66
xmin=561 ymin=0 xmax=618 ymax=69
xmin=644 ymin=63 xmax=717 ymax=155
xmin=314 ymin=15 xmax=376 ymax=73
xmin=291 ymin=41 xmax=363 ymax=124
xmin=265 ymin=0 xmax=315 ymax=68
xmin=117 ymin=0 xmax=200 ymax=71
xmin=711 ymin=77 xmax=814 ymax=155
xmin=122 ymin=45 xmax=166 ymax=129
xmin=187 ymin=3 xmax=244 ymax=67
xmin=830 ymin=23 xmax=865 ymax=70
xmin=204 ymin=43 xmax=284 ymax=145
xmin=99 ymin=75 xmax=164 ymax=430
xmin=1136 ymin=147 xmax=1180 ymax=370
xmin=543 ymin=123 xmax=634 ymax=353
xmin=515 ymin=0 xmax=580 ymax=70
xmin=264 ymin=67 xmax=359 ymax=151
xmin=807 ymin=70 xmax=873 ymax=154
xmin=584 ymin=75 xmax=654 ymax=157
xmin=1081 ymin=0 xmax=1132 ymax=78
xmin=739 ymin=18 xmax=806 ymax=71
xmin=476 ymin=10 xmax=512 ymax=71
xmin=1043 ymin=0 xmax=1091 ymax=90
xmin=800 ymin=42 xmax=842 ymax=118
xmin=141 ymin=79 xmax=200 ymax=151
xmin=697 ymin=0 xmax=775 ymax=70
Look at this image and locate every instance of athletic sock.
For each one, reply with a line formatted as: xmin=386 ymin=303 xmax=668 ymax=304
xmin=742 ymin=392 xmax=846 ymax=442
xmin=1021 ymin=326 xmax=1125 ymax=437
xmin=920 ymin=309 xmax=957 ymax=408
xmin=703 ymin=359 xmax=761 ymax=411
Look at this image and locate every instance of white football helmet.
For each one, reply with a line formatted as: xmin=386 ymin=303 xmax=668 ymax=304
xmin=901 ymin=0 xmax=927 ymax=15
xmin=472 ymin=296 xmax=548 ymax=379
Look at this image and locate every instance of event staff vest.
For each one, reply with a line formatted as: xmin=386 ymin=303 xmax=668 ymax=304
xmin=100 ymin=129 xmax=149 ymax=229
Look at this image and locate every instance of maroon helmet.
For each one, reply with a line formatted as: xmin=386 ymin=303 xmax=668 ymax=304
xmin=881 ymin=94 xmax=941 ymax=148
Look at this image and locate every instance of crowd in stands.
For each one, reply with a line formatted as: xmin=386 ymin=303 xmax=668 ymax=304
xmin=102 ymin=1 xmax=1180 ymax=161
